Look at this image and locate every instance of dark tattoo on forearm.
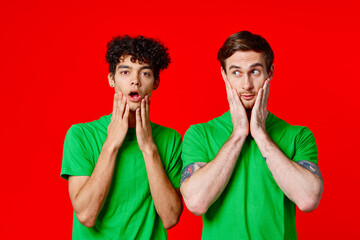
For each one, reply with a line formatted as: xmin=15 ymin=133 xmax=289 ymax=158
xmin=297 ymin=160 xmax=323 ymax=181
xmin=180 ymin=162 xmax=207 ymax=185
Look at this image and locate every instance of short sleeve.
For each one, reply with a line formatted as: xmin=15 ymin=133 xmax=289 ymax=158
xmin=61 ymin=125 xmax=94 ymax=180
xmin=292 ymin=127 xmax=318 ymax=164
xmin=165 ymin=132 xmax=183 ymax=189
xmin=181 ymin=125 xmax=209 ymax=172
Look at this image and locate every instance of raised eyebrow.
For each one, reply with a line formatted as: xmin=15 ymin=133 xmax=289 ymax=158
xmin=229 ymin=65 xmax=241 ymax=70
xmin=250 ymin=63 xmax=264 ymax=69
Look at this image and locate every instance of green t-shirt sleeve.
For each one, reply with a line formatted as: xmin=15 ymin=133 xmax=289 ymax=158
xmin=165 ymin=131 xmax=182 ymax=189
xmin=181 ymin=125 xmax=209 ymax=172
xmin=292 ymin=127 xmax=318 ymax=164
xmin=61 ymin=125 xmax=94 ymax=180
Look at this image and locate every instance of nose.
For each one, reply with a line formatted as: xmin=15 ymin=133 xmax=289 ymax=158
xmin=242 ymin=74 xmax=254 ymax=91
xmin=131 ymin=75 xmax=141 ymax=87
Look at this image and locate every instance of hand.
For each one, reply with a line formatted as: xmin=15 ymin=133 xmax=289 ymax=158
xmin=224 ymin=79 xmax=249 ymax=138
xmin=136 ymin=95 xmax=156 ymax=155
xmin=250 ymin=78 xmax=270 ymax=138
xmin=105 ymin=92 xmax=130 ymax=150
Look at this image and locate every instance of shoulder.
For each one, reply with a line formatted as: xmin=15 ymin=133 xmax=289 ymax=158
xmin=66 ymin=114 xmax=110 ymax=138
xmin=185 ymin=111 xmax=231 ymax=138
xmin=268 ymin=113 xmax=314 ymax=137
xmin=151 ymin=123 xmax=182 ymax=143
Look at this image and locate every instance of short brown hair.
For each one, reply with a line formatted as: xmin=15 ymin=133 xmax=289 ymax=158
xmin=217 ymin=31 xmax=274 ymax=73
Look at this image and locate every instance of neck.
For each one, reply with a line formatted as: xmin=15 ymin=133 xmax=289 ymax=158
xmin=246 ymin=109 xmax=252 ymax=121
xmin=128 ymin=111 xmax=137 ymax=128
xmin=246 ymin=109 xmax=270 ymax=121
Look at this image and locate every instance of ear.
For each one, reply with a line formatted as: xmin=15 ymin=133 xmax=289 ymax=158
xmin=108 ymin=73 xmax=115 ymax=87
xmin=221 ymin=67 xmax=228 ymax=81
xmin=268 ymin=65 xmax=274 ymax=81
xmin=153 ymin=78 xmax=160 ymax=90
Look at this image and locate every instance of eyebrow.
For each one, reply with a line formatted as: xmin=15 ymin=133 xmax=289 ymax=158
xmin=140 ymin=66 xmax=152 ymax=70
xmin=117 ymin=65 xmax=130 ymax=70
xmin=228 ymin=63 xmax=264 ymax=70
xmin=117 ymin=65 xmax=152 ymax=70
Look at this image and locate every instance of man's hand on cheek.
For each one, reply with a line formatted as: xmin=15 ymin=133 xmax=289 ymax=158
xmin=250 ymin=78 xmax=270 ymax=138
xmin=106 ymin=92 xmax=130 ymax=150
xmin=136 ymin=95 xmax=156 ymax=155
xmin=224 ymin=79 xmax=249 ymax=138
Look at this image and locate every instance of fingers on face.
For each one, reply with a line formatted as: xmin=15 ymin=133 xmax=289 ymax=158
xmin=113 ymin=93 xmax=118 ymax=116
xmin=123 ymin=103 xmax=130 ymax=120
xmin=254 ymin=88 xmax=263 ymax=109
xmin=136 ymin=108 xmax=142 ymax=127
xmin=225 ymin=80 xmax=234 ymax=104
xmin=259 ymin=79 xmax=269 ymax=108
xmin=264 ymin=79 xmax=270 ymax=104
xmin=141 ymin=98 xmax=146 ymax=126
xmin=145 ymin=95 xmax=150 ymax=119
xmin=119 ymin=94 xmax=126 ymax=116
xmin=232 ymin=88 xmax=241 ymax=105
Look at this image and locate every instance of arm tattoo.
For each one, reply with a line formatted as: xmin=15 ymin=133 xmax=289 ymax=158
xmin=297 ymin=160 xmax=323 ymax=181
xmin=180 ymin=162 xmax=206 ymax=186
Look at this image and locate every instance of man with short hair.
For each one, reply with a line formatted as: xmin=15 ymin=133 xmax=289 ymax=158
xmin=180 ymin=31 xmax=323 ymax=239
xmin=61 ymin=35 xmax=182 ymax=239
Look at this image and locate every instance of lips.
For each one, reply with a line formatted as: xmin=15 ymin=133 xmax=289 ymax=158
xmin=241 ymin=94 xmax=255 ymax=100
xmin=128 ymin=90 xmax=141 ymax=102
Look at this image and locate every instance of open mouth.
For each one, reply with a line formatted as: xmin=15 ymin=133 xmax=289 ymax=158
xmin=129 ymin=90 xmax=141 ymax=102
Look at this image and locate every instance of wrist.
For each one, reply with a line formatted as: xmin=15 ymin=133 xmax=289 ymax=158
xmin=141 ymin=141 xmax=158 ymax=157
xmin=252 ymin=128 xmax=267 ymax=141
xmin=103 ymin=138 xmax=123 ymax=153
xmin=229 ymin=132 xmax=247 ymax=145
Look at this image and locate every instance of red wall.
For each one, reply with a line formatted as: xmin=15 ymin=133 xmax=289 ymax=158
xmin=1 ymin=0 xmax=359 ymax=239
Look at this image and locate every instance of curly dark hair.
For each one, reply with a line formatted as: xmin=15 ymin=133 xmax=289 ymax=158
xmin=105 ymin=35 xmax=171 ymax=81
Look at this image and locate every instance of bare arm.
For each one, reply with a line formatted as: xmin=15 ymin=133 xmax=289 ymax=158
xmin=69 ymin=93 xmax=129 ymax=227
xmin=136 ymin=96 xmax=182 ymax=229
xmin=250 ymin=80 xmax=323 ymax=212
xmin=180 ymin=78 xmax=248 ymax=215
xmin=254 ymin=133 xmax=323 ymax=212
xmin=180 ymin=134 xmax=246 ymax=215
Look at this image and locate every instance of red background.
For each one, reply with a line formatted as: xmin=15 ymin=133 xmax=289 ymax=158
xmin=1 ymin=0 xmax=359 ymax=239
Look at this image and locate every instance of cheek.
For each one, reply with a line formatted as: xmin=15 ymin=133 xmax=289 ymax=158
xmin=228 ymin=78 xmax=242 ymax=90
xmin=253 ymin=77 xmax=265 ymax=88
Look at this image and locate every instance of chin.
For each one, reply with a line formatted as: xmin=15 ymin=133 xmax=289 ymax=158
xmin=129 ymin=102 xmax=141 ymax=112
xmin=241 ymin=100 xmax=255 ymax=110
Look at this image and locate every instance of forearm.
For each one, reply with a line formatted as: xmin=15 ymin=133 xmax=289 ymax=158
xmin=254 ymin=132 xmax=323 ymax=212
xmin=71 ymin=141 xmax=119 ymax=227
xmin=181 ymin=133 xmax=246 ymax=215
xmin=142 ymin=144 xmax=182 ymax=229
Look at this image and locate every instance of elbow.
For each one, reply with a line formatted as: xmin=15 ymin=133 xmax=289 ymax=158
xmin=297 ymin=198 xmax=319 ymax=213
xmin=75 ymin=210 xmax=96 ymax=228
xmin=163 ymin=217 xmax=179 ymax=230
xmin=297 ymin=179 xmax=323 ymax=213
xmin=180 ymin=185 xmax=209 ymax=216
xmin=297 ymin=187 xmax=323 ymax=213
xmin=162 ymin=201 xmax=183 ymax=230
xmin=184 ymin=197 xmax=208 ymax=216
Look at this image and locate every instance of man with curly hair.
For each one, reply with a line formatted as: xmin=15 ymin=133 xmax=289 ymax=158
xmin=180 ymin=31 xmax=323 ymax=239
xmin=61 ymin=35 xmax=182 ymax=239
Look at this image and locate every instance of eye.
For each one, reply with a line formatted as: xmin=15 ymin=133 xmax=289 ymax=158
xmin=120 ymin=70 xmax=129 ymax=75
xmin=141 ymin=71 xmax=152 ymax=77
xmin=251 ymin=69 xmax=260 ymax=75
xmin=233 ymin=70 xmax=241 ymax=77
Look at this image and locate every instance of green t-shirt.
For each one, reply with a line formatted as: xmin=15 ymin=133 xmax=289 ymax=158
xmin=182 ymin=111 xmax=318 ymax=240
xmin=61 ymin=114 xmax=182 ymax=240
